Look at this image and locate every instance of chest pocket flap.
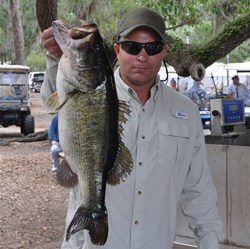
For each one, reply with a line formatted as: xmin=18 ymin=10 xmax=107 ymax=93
xmin=158 ymin=120 xmax=191 ymax=169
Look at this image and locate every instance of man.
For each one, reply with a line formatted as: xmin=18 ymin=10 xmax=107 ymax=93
xmin=227 ymin=75 xmax=250 ymax=105
xmin=48 ymin=114 xmax=62 ymax=172
xmin=41 ymin=7 xmax=224 ymax=249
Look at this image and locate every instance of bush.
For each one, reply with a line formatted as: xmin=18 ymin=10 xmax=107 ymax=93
xmin=26 ymin=50 xmax=46 ymax=71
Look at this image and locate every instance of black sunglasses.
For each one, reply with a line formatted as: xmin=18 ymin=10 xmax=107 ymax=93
xmin=116 ymin=40 xmax=165 ymax=56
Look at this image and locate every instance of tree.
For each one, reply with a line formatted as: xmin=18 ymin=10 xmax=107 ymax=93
xmin=26 ymin=50 xmax=46 ymax=71
xmin=165 ymin=14 xmax=250 ymax=80
xmin=0 ymin=3 xmax=11 ymax=64
xmin=35 ymin=0 xmax=250 ymax=81
xmin=36 ymin=0 xmax=57 ymax=32
xmin=9 ymin=0 xmax=25 ymax=65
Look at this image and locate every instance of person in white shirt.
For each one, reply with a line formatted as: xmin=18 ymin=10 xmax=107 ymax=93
xmin=41 ymin=7 xmax=224 ymax=249
xmin=227 ymin=75 xmax=250 ymax=105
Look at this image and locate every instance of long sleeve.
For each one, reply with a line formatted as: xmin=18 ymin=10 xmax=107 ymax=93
xmin=178 ymin=113 xmax=225 ymax=249
xmin=41 ymin=53 xmax=60 ymax=103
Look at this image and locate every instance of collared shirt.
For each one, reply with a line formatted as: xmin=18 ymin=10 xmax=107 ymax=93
xmin=42 ymin=54 xmax=224 ymax=249
xmin=227 ymin=83 xmax=249 ymax=100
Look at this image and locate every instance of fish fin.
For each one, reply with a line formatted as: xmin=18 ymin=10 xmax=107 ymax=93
xmin=107 ymin=100 xmax=133 ymax=185
xmin=56 ymin=159 xmax=78 ymax=188
xmin=118 ymin=100 xmax=131 ymax=137
xmin=44 ymin=92 xmax=60 ymax=112
xmin=118 ymin=100 xmax=131 ymax=121
xmin=45 ymin=90 xmax=78 ymax=112
xmin=52 ymin=21 xmax=71 ymax=55
xmin=66 ymin=206 xmax=108 ymax=246
xmin=107 ymin=139 xmax=133 ymax=185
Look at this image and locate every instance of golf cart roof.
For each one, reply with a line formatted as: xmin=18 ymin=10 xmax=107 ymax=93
xmin=0 ymin=65 xmax=30 ymax=73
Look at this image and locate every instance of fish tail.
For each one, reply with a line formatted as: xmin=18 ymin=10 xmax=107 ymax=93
xmin=66 ymin=206 xmax=108 ymax=245
xmin=56 ymin=159 xmax=78 ymax=188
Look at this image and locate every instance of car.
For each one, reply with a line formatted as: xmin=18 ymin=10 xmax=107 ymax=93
xmin=29 ymin=71 xmax=45 ymax=92
xmin=0 ymin=65 xmax=35 ymax=135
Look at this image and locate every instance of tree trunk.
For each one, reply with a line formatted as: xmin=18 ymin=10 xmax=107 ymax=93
xmin=36 ymin=0 xmax=58 ymax=31
xmin=9 ymin=0 xmax=25 ymax=65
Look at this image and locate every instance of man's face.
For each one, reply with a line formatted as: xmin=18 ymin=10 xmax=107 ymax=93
xmin=232 ymin=77 xmax=239 ymax=85
xmin=113 ymin=27 xmax=167 ymax=88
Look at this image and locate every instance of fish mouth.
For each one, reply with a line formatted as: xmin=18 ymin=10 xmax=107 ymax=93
xmin=69 ymin=23 xmax=98 ymax=39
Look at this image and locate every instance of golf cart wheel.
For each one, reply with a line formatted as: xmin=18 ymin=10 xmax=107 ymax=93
xmin=21 ymin=115 xmax=35 ymax=135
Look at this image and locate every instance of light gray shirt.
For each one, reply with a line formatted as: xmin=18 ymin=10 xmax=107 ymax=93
xmin=227 ymin=83 xmax=249 ymax=100
xmin=42 ymin=54 xmax=224 ymax=249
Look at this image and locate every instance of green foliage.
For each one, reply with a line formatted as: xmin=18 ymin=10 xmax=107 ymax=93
xmin=0 ymin=3 xmax=12 ymax=63
xmin=0 ymin=4 xmax=8 ymax=26
xmin=229 ymin=40 xmax=250 ymax=63
xmin=93 ymin=0 xmax=141 ymax=40
xmin=0 ymin=0 xmax=250 ymax=68
xmin=26 ymin=50 xmax=46 ymax=71
xmin=20 ymin=0 xmax=39 ymax=56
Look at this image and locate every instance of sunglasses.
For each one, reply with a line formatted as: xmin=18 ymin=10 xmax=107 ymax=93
xmin=116 ymin=40 xmax=165 ymax=56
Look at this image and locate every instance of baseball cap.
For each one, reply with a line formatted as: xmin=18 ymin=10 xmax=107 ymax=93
xmin=231 ymin=75 xmax=239 ymax=80
xmin=118 ymin=7 xmax=166 ymax=42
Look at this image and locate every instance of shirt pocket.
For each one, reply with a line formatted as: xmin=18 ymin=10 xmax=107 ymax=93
xmin=158 ymin=122 xmax=190 ymax=170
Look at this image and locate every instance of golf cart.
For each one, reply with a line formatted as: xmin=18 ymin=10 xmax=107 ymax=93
xmin=0 ymin=65 xmax=35 ymax=135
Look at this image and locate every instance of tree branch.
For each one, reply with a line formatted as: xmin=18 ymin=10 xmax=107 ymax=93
xmin=165 ymin=14 xmax=250 ymax=80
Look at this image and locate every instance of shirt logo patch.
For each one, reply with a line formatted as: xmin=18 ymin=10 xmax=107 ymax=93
xmin=172 ymin=110 xmax=188 ymax=119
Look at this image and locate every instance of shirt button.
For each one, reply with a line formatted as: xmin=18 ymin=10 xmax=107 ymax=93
xmin=142 ymin=108 xmax=145 ymax=112
xmin=139 ymin=162 xmax=143 ymax=166
xmin=141 ymin=135 xmax=145 ymax=139
xmin=135 ymin=220 xmax=139 ymax=225
xmin=138 ymin=191 xmax=142 ymax=195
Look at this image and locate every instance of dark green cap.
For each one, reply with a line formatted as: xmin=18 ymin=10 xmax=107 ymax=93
xmin=119 ymin=7 xmax=166 ymax=42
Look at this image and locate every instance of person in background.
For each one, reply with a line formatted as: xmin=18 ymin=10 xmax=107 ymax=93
xmin=227 ymin=75 xmax=250 ymax=105
xmin=48 ymin=114 xmax=62 ymax=172
xmin=169 ymin=78 xmax=177 ymax=90
xmin=41 ymin=7 xmax=224 ymax=249
xmin=178 ymin=79 xmax=188 ymax=94
xmin=186 ymin=80 xmax=209 ymax=109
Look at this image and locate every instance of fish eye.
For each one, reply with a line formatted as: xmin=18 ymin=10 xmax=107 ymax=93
xmin=92 ymin=43 xmax=101 ymax=50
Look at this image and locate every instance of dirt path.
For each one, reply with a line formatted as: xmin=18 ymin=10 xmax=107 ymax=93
xmin=0 ymin=93 xmax=69 ymax=249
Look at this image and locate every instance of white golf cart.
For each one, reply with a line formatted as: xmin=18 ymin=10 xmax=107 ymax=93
xmin=0 ymin=65 xmax=35 ymax=135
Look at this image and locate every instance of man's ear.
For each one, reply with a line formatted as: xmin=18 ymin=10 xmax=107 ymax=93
xmin=113 ymin=43 xmax=120 ymax=55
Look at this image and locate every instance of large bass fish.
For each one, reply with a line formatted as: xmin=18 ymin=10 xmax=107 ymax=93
xmin=46 ymin=21 xmax=132 ymax=245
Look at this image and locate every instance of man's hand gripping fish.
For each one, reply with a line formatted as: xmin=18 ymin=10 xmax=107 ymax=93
xmin=45 ymin=21 xmax=133 ymax=246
